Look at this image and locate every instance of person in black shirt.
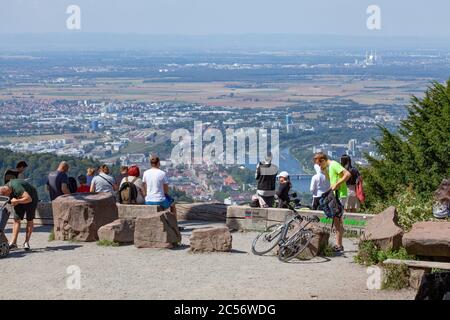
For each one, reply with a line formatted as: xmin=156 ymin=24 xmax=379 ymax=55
xmin=3 ymin=161 xmax=28 ymax=184
xmin=46 ymin=161 xmax=71 ymax=201
xmin=276 ymin=171 xmax=291 ymax=208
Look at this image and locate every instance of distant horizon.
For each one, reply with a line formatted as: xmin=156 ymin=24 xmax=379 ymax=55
xmin=2 ymin=33 xmax=450 ymax=52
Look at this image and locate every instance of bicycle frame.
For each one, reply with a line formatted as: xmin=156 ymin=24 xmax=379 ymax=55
xmin=278 ymin=204 xmax=318 ymax=246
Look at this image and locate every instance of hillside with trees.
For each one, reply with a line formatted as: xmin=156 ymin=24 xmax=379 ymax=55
xmin=0 ymin=149 xmax=104 ymax=201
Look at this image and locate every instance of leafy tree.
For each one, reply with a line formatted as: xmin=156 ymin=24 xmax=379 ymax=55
xmin=363 ymin=80 xmax=450 ymax=207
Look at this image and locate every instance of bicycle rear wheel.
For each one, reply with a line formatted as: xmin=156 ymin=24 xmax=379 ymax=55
xmin=278 ymin=229 xmax=314 ymax=262
xmin=251 ymin=224 xmax=283 ymax=255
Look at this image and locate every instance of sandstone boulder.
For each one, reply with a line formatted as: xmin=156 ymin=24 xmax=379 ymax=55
xmin=403 ymin=221 xmax=450 ymax=258
xmin=362 ymin=206 xmax=403 ymax=251
xmin=98 ymin=219 xmax=135 ymax=244
xmin=134 ymin=211 xmax=181 ymax=249
xmin=52 ymin=193 xmax=118 ymax=242
xmin=278 ymin=222 xmax=329 ymax=260
xmin=190 ymin=227 xmax=232 ymax=252
xmin=296 ymin=224 xmax=330 ymax=260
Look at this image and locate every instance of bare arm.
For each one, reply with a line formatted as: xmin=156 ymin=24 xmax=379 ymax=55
xmin=10 ymin=191 xmax=32 ymax=206
xmin=331 ymin=169 xmax=351 ymax=191
xmin=163 ymin=183 xmax=169 ymax=195
xmin=61 ymin=183 xmax=71 ymax=194
xmin=141 ymin=182 xmax=147 ymax=197
xmin=90 ymin=183 xmax=95 ymax=193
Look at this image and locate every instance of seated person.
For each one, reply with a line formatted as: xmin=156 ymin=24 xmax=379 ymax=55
xmin=250 ymin=194 xmax=269 ymax=208
xmin=276 ymin=171 xmax=291 ymax=208
xmin=76 ymin=175 xmax=90 ymax=193
xmin=119 ymin=165 xmax=145 ymax=204
xmin=142 ymin=156 xmax=177 ymax=216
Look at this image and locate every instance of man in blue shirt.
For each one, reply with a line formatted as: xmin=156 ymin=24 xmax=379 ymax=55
xmin=47 ymin=161 xmax=71 ymax=201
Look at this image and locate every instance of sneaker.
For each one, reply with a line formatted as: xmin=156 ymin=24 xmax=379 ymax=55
xmin=178 ymin=226 xmax=185 ymax=231
xmin=333 ymin=245 xmax=344 ymax=252
xmin=23 ymin=242 xmax=31 ymax=251
xmin=8 ymin=243 xmax=17 ymax=251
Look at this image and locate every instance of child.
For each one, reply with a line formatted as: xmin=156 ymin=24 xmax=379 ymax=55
xmin=76 ymin=174 xmax=90 ymax=193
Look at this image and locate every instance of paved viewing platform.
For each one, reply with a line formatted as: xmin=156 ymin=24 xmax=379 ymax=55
xmin=0 ymin=198 xmax=417 ymax=300
xmin=1 ymin=221 xmax=415 ymax=300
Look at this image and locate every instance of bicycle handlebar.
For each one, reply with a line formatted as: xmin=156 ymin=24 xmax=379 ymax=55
xmin=287 ymin=203 xmax=320 ymax=223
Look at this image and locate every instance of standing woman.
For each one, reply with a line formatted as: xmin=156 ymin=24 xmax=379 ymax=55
xmin=340 ymin=155 xmax=360 ymax=213
xmin=90 ymin=164 xmax=118 ymax=196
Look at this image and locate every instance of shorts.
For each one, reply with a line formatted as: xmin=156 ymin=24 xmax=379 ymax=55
xmin=13 ymin=202 xmax=38 ymax=221
xmin=345 ymin=185 xmax=360 ymax=210
xmin=145 ymin=195 xmax=174 ymax=210
xmin=312 ymin=197 xmax=321 ymax=210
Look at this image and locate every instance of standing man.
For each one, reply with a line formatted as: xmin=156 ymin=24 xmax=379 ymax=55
xmin=313 ymin=152 xmax=351 ymax=252
xmin=3 ymin=160 xmax=28 ymax=184
xmin=47 ymin=161 xmax=71 ymax=201
xmin=255 ymin=153 xmax=278 ymax=208
xmin=0 ymin=179 xmax=39 ymax=251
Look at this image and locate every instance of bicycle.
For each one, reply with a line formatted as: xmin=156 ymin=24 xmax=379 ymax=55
xmin=0 ymin=196 xmax=11 ymax=259
xmin=251 ymin=202 xmax=320 ymax=262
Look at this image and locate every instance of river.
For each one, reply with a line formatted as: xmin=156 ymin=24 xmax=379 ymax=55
xmin=245 ymin=147 xmax=312 ymax=194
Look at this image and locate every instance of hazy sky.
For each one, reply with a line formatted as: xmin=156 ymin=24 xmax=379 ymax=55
xmin=1 ymin=0 xmax=450 ymax=37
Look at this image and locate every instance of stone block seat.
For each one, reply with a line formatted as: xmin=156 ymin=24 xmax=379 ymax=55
xmin=52 ymin=192 xmax=118 ymax=242
xmin=116 ymin=203 xmax=160 ymax=219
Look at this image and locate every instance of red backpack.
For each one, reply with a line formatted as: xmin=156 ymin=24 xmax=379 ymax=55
xmin=356 ymin=175 xmax=366 ymax=203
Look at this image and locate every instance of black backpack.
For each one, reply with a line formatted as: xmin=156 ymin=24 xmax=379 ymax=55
xmin=319 ymin=189 xmax=344 ymax=219
xmin=118 ymin=177 xmax=138 ymax=204
xmin=68 ymin=177 xmax=78 ymax=193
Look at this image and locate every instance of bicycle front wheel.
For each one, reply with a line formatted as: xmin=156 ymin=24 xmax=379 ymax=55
xmin=251 ymin=224 xmax=283 ymax=255
xmin=278 ymin=229 xmax=314 ymax=262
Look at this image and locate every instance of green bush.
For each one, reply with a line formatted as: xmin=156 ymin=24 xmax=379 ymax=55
xmin=354 ymin=241 xmax=416 ymax=266
xmin=48 ymin=230 xmax=55 ymax=242
xmin=367 ymin=188 xmax=433 ymax=231
xmin=354 ymin=241 xmax=380 ymax=266
xmin=382 ymin=264 xmax=410 ymax=290
xmin=377 ymin=247 xmax=415 ymax=263
xmin=318 ymin=243 xmax=334 ymax=257
xmin=97 ymin=240 xmax=119 ymax=247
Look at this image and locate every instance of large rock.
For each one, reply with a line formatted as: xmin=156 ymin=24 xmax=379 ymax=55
xmin=403 ymin=221 xmax=450 ymax=258
xmin=190 ymin=227 xmax=232 ymax=252
xmin=52 ymin=193 xmax=118 ymax=242
xmin=98 ymin=219 xmax=135 ymax=244
xmin=296 ymin=224 xmax=330 ymax=260
xmin=362 ymin=206 xmax=403 ymax=251
xmin=278 ymin=222 xmax=329 ymax=260
xmin=134 ymin=211 xmax=181 ymax=249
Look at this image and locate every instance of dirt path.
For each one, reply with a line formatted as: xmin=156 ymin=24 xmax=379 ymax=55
xmin=1 ymin=221 xmax=415 ymax=300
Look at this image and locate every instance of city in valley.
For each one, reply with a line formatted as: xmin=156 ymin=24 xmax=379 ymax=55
xmin=1 ymin=48 xmax=446 ymax=203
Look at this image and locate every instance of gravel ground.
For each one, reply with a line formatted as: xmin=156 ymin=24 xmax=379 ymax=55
xmin=1 ymin=221 xmax=416 ymax=300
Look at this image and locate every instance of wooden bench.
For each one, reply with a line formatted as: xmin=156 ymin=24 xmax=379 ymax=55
xmin=383 ymin=259 xmax=450 ymax=289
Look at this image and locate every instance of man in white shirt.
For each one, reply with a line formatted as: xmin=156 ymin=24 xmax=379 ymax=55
xmin=142 ymin=156 xmax=177 ymax=218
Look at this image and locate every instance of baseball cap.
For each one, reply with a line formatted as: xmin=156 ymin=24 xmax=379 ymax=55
xmin=277 ymin=171 xmax=289 ymax=178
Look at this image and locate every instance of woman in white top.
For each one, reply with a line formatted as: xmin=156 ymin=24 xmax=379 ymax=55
xmin=119 ymin=165 xmax=145 ymax=204
xmin=310 ymin=164 xmax=331 ymax=210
